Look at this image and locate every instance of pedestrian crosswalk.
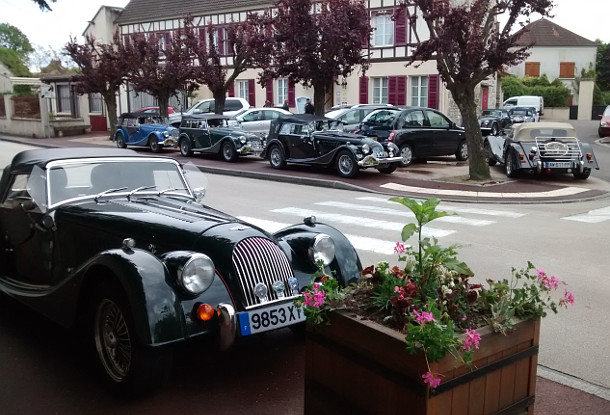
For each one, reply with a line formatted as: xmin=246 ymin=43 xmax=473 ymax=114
xmin=238 ymin=196 xmax=529 ymax=256
xmin=561 ymin=206 xmax=610 ymax=223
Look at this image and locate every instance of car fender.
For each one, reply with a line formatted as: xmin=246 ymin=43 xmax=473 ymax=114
xmin=273 ymin=222 xmax=361 ymax=288
xmin=261 ymin=138 xmax=287 ymax=159
xmin=79 ymin=248 xmax=232 ymax=346
xmin=505 ymin=143 xmax=534 ymax=168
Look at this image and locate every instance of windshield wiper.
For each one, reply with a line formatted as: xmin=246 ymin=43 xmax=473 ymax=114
xmin=94 ymin=187 xmax=128 ymax=202
xmin=127 ymin=185 xmax=157 ymax=201
xmin=157 ymin=187 xmax=188 ymax=196
xmin=157 ymin=188 xmax=192 ymax=200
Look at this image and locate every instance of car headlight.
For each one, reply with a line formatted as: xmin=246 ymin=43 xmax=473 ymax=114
xmin=178 ymin=253 xmax=215 ymax=295
xmin=239 ymin=136 xmax=247 ymax=144
xmin=163 ymin=131 xmax=170 ymax=138
xmin=309 ymin=234 xmax=335 ymax=266
xmin=602 ymin=121 xmax=608 ymax=127
xmin=481 ymin=120 xmax=489 ymax=127
xmin=361 ymin=144 xmax=370 ymax=154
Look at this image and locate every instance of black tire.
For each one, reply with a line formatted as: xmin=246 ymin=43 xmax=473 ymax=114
xmin=149 ymin=136 xmax=162 ymax=153
xmin=268 ymin=144 xmax=287 ymax=169
xmin=377 ymin=163 xmax=398 ymax=174
xmin=398 ymin=144 xmax=414 ymax=167
xmin=573 ymin=169 xmax=591 ymax=180
xmin=89 ymin=281 xmax=172 ymax=396
xmin=484 ymin=141 xmax=497 ymax=166
xmin=335 ymin=150 xmax=359 ymax=178
xmin=455 ymin=140 xmax=468 ymax=161
xmin=505 ymin=151 xmax=518 ymax=178
xmin=179 ymin=138 xmax=192 ymax=157
xmin=221 ymin=141 xmax=238 ymax=162
xmin=115 ymin=133 xmax=127 ymax=149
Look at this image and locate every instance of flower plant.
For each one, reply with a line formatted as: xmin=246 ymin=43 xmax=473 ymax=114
xmin=296 ymin=197 xmax=574 ymax=389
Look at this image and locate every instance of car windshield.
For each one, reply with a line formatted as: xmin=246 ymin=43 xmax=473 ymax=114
xmin=325 ymin=109 xmax=349 ymax=119
xmin=362 ymin=109 xmax=400 ymax=126
xmin=481 ymin=110 xmax=501 ymax=117
xmin=604 ymin=106 xmax=610 ymax=116
xmin=511 ymin=110 xmax=527 ymax=116
xmin=46 ymin=158 xmax=191 ymax=207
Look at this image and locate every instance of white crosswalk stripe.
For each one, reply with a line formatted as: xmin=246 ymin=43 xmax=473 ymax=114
xmin=561 ymin=206 xmax=610 ymax=223
xmin=237 ymin=216 xmax=400 ymax=255
xmin=269 ymin=207 xmax=455 ymax=238
xmin=356 ymin=196 xmax=526 ymax=218
xmin=315 ymin=201 xmax=495 ymax=226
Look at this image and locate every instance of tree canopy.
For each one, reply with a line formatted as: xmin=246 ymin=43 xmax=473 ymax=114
xmin=65 ymin=33 xmax=127 ymax=135
xmin=31 ymin=0 xmax=55 ymax=11
xmin=263 ymin=0 xmax=372 ymax=115
xmin=405 ymin=0 xmax=553 ymax=181
xmin=0 ymin=23 xmax=34 ymax=57
xmin=191 ymin=13 xmax=274 ymax=114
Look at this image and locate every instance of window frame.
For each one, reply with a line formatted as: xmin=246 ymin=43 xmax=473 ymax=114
xmin=373 ymin=13 xmax=394 ymax=47
xmin=372 ymin=77 xmax=388 ymax=104
xmin=410 ymin=76 xmax=428 ymax=107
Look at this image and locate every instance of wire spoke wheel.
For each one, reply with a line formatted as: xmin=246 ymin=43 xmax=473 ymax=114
xmin=94 ymin=299 xmax=132 ymax=382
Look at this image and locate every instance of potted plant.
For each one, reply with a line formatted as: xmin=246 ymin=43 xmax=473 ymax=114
xmin=297 ymin=197 xmax=574 ymax=415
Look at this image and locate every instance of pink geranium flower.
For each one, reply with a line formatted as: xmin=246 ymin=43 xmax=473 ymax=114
xmin=463 ymin=328 xmax=481 ymax=352
xmin=422 ymin=371 xmax=441 ymax=388
xmin=413 ymin=309 xmax=437 ymax=325
xmin=394 ymin=242 xmax=407 ymax=255
xmin=560 ymin=290 xmax=575 ymax=306
xmin=303 ymin=286 xmax=326 ymax=308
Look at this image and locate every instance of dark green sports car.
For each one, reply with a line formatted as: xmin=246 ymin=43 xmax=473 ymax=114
xmin=0 ymin=148 xmax=361 ymax=395
xmin=178 ymin=114 xmax=264 ymax=161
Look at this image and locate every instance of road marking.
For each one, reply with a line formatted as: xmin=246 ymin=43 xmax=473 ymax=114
xmin=237 ymin=216 xmax=399 ymax=254
xmin=561 ymin=206 xmax=610 ymax=223
xmin=356 ymin=196 xmax=526 ymax=218
xmin=380 ymin=182 xmax=591 ymax=198
xmin=314 ymin=201 xmax=494 ymax=226
xmin=269 ymin=207 xmax=455 ymax=238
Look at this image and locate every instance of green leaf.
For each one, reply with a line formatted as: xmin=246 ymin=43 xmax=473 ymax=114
xmin=401 ymin=223 xmax=417 ymax=241
xmin=442 ymin=258 xmax=473 ymax=276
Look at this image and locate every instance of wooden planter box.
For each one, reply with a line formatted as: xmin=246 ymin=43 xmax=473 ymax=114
xmin=305 ymin=312 xmax=540 ymax=415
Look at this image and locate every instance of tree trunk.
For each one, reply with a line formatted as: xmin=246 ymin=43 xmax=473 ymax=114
xmin=157 ymin=92 xmax=171 ymax=120
xmin=213 ymin=89 xmax=227 ymax=115
xmin=103 ymin=91 xmax=118 ymax=139
xmin=450 ymin=85 xmax=491 ymax=181
xmin=313 ymin=82 xmax=326 ymax=116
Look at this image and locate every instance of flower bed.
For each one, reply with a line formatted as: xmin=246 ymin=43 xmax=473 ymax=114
xmin=297 ymin=197 xmax=573 ymax=415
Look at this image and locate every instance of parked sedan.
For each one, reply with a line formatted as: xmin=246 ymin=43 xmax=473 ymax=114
xmin=598 ymin=105 xmax=610 ymax=138
xmin=485 ymin=121 xmax=599 ymax=179
xmin=178 ymin=114 xmax=264 ymax=162
xmin=234 ymin=107 xmax=292 ymax=138
xmin=359 ymin=107 xmax=466 ymax=167
xmin=325 ymin=104 xmax=397 ymax=133
xmin=261 ymin=114 xmax=403 ymax=178
xmin=478 ymin=109 xmax=512 ymax=135
xmin=113 ymin=112 xmax=179 ymax=152
xmin=508 ymin=107 xmax=537 ymax=124
xmin=0 ymin=147 xmax=361 ymax=395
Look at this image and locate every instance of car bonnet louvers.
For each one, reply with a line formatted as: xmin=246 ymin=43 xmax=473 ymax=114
xmin=232 ymin=237 xmax=296 ymax=309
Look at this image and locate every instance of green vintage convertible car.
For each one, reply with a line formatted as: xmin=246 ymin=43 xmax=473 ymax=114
xmin=0 ymin=148 xmax=361 ymax=395
xmin=178 ymin=114 xmax=264 ymax=161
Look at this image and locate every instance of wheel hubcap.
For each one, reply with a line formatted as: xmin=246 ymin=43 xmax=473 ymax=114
xmin=271 ymin=148 xmax=281 ymax=166
xmin=95 ymin=299 xmax=131 ymax=382
xmin=400 ymin=147 xmax=412 ymax=165
xmin=339 ymin=155 xmax=353 ymax=174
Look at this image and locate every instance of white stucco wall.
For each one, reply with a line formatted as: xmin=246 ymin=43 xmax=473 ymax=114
xmin=0 ymin=62 xmax=12 ymax=94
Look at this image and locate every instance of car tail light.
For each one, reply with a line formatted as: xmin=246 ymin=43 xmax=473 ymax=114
xmin=529 ymin=153 xmax=535 ymax=160
xmin=388 ymin=131 xmax=396 ymax=142
xmin=196 ymin=303 xmax=215 ymax=321
xmin=587 ymin=153 xmax=593 ymax=161
xmin=519 ymin=153 xmax=525 ymax=162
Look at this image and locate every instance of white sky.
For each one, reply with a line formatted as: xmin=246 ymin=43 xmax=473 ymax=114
xmin=0 ymin=0 xmax=608 ymax=52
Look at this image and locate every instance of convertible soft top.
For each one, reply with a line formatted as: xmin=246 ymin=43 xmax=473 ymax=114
xmin=8 ymin=147 xmax=140 ymax=174
xmin=512 ymin=121 xmax=577 ymax=142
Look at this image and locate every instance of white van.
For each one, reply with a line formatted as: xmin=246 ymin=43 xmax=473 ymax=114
xmin=502 ymin=95 xmax=544 ymax=116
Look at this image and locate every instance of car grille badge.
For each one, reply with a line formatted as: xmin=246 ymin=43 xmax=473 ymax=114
xmin=254 ymin=282 xmax=268 ymax=303
xmin=272 ymin=281 xmax=286 ymax=298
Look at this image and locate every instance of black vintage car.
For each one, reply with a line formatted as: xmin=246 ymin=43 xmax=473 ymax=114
xmin=485 ymin=121 xmax=599 ymax=179
xmin=0 ymin=148 xmax=361 ymax=394
xmin=478 ymin=108 xmax=512 ymax=136
xmin=178 ymin=114 xmax=264 ymax=161
xmin=261 ymin=114 xmax=403 ymax=178
xmin=359 ymin=107 xmax=467 ymax=167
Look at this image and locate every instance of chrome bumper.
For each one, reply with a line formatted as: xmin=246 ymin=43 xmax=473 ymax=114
xmin=358 ymin=155 xmax=404 ymax=167
xmin=162 ymin=137 xmax=178 ymax=147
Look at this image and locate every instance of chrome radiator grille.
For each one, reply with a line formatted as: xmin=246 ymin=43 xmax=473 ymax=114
xmin=232 ymin=237 xmax=295 ymax=308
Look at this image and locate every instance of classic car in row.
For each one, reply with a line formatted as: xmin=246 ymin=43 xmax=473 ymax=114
xmin=485 ymin=121 xmax=599 ymax=179
xmin=508 ymin=107 xmax=538 ymax=123
xmin=0 ymin=148 xmax=362 ymax=394
xmin=358 ymin=107 xmax=467 ymax=167
xmin=113 ymin=112 xmax=179 ymax=153
xmin=178 ymin=114 xmax=264 ymax=161
xmin=478 ymin=108 xmax=512 ymax=136
xmin=261 ymin=114 xmax=403 ymax=178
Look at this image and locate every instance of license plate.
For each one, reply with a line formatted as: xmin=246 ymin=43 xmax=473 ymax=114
xmin=238 ymin=302 xmax=305 ymax=336
xmin=544 ymin=161 xmax=572 ymax=168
